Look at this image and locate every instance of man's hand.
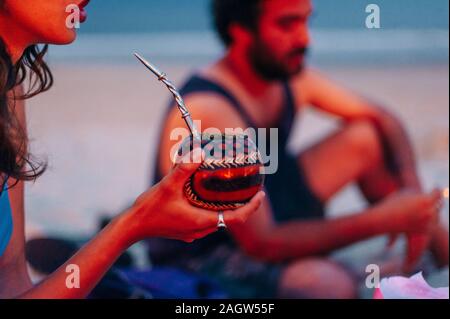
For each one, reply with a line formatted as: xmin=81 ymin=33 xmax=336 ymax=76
xmin=375 ymin=189 xmax=442 ymax=273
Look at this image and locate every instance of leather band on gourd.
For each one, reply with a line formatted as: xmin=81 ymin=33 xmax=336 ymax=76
xmin=184 ymin=150 xmax=264 ymax=211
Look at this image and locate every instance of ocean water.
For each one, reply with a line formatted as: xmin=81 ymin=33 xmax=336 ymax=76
xmin=48 ymin=29 xmax=449 ymax=65
xmin=80 ymin=0 xmax=449 ymax=33
xmin=47 ymin=0 xmax=449 ymax=64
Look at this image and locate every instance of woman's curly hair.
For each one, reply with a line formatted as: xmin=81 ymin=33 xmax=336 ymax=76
xmin=0 ymin=38 xmax=52 ymax=188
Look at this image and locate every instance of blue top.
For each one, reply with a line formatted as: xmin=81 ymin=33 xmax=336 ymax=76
xmin=0 ymin=180 xmax=13 ymax=257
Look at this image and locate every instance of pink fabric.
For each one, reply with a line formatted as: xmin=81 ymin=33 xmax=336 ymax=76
xmin=373 ymin=272 xmax=449 ymax=299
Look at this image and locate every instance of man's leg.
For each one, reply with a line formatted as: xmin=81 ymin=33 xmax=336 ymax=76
xmin=278 ymin=258 xmax=357 ymax=299
xmin=298 ymin=120 xmax=399 ymax=203
xmin=298 ymin=120 xmax=448 ymax=268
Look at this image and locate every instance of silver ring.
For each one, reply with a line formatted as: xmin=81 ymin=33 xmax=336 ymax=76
xmin=217 ymin=211 xmax=227 ymax=229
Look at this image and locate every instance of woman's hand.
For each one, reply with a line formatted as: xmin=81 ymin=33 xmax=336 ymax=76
xmin=121 ymin=150 xmax=265 ymax=245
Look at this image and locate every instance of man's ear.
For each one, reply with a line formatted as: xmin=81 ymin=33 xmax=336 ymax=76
xmin=229 ymin=23 xmax=254 ymax=47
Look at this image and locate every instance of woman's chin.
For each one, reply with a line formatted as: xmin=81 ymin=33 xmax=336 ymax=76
xmin=48 ymin=30 xmax=78 ymax=45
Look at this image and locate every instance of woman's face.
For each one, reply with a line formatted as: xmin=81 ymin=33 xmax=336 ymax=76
xmin=2 ymin=0 xmax=90 ymax=45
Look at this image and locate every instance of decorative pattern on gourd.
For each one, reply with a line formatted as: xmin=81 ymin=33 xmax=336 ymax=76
xmin=177 ymin=134 xmax=265 ymax=211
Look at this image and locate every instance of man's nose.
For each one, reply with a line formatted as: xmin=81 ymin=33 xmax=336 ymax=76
xmin=293 ymin=25 xmax=310 ymax=47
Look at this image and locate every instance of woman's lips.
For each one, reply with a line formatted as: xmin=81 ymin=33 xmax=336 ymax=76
xmin=80 ymin=9 xmax=87 ymax=23
xmin=79 ymin=0 xmax=90 ymax=9
xmin=79 ymin=0 xmax=90 ymax=22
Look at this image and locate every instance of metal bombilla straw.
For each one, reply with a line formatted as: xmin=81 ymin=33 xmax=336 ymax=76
xmin=134 ymin=53 xmax=201 ymax=141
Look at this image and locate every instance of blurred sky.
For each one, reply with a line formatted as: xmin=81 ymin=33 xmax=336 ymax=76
xmin=79 ymin=0 xmax=449 ymax=34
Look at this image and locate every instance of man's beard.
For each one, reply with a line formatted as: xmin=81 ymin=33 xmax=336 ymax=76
xmin=248 ymin=39 xmax=308 ymax=81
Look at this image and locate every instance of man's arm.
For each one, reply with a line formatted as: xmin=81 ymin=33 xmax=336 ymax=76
xmin=293 ymin=69 xmax=420 ymax=190
xmin=231 ymin=198 xmax=402 ymax=262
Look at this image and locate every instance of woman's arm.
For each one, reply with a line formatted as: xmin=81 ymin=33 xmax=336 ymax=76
xmin=0 ymin=178 xmax=33 ymax=298
xmin=18 ymin=211 xmax=135 ymax=299
xmin=0 ymin=85 xmax=33 ymax=297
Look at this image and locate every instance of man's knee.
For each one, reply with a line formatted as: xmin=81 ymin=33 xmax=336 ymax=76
xmin=278 ymin=258 xmax=358 ymax=299
xmin=345 ymin=120 xmax=382 ymax=164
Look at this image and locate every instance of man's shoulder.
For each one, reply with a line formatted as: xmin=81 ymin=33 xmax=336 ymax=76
xmin=289 ymin=67 xmax=321 ymax=86
xmin=289 ymin=67 xmax=338 ymax=104
xmin=167 ymin=78 xmax=248 ymax=129
xmin=176 ymin=66 xmax=237 ymax=110
xmin=167 ymin=84 xmax=244 ymax=126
